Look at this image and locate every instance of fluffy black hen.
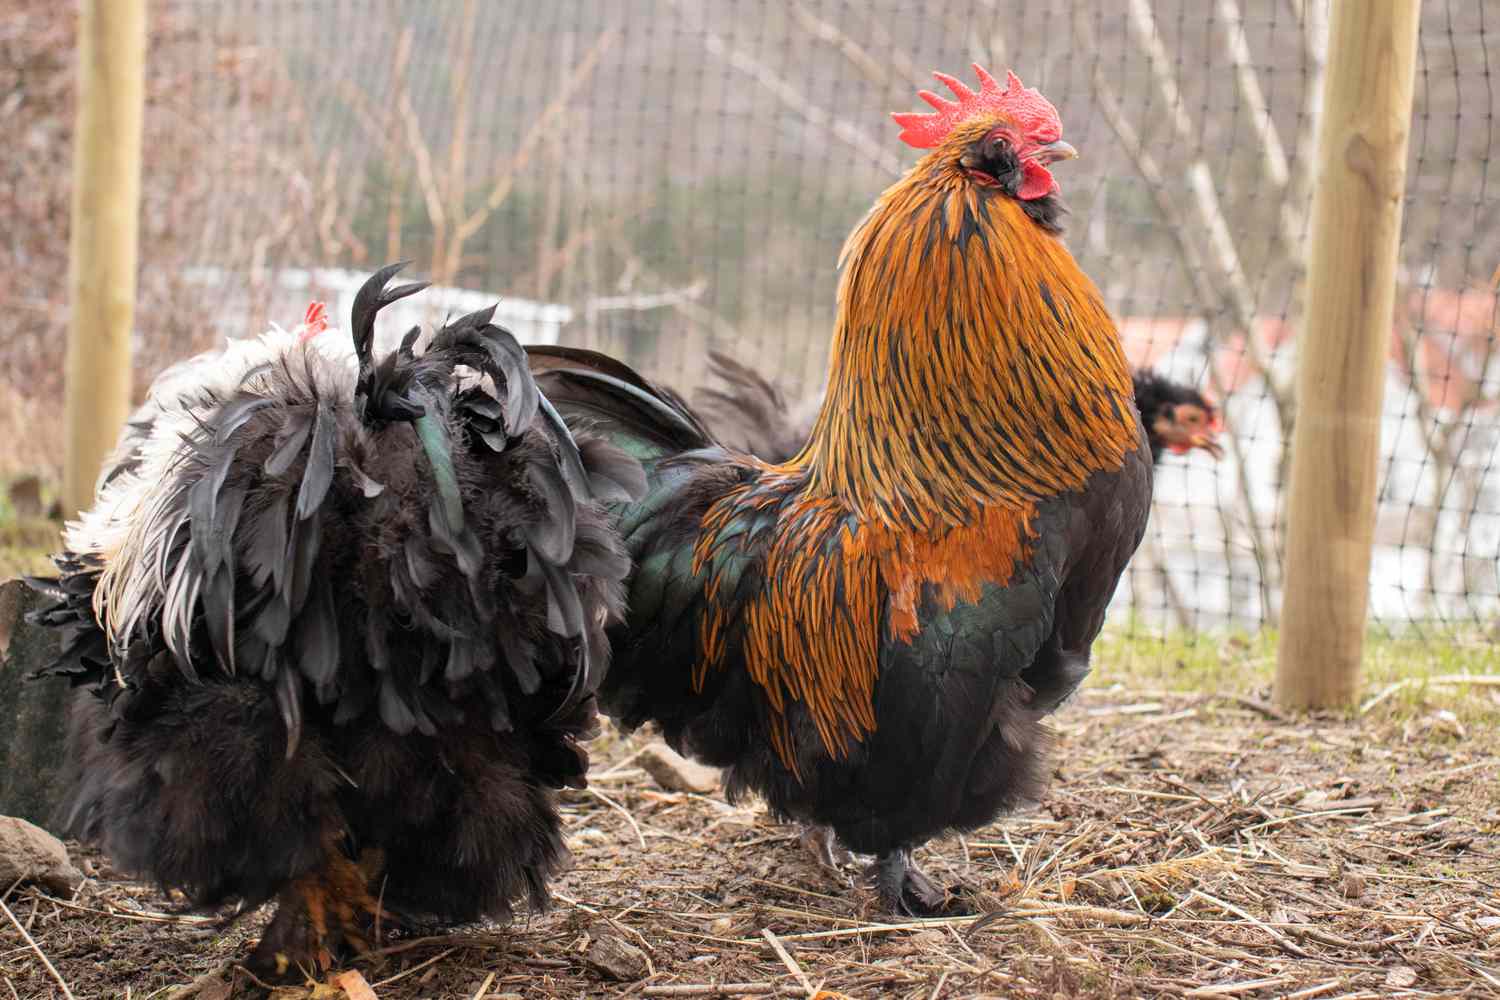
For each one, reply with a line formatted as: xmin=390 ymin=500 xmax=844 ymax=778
xmin=27 ymin=264 xmax=641 ymax=979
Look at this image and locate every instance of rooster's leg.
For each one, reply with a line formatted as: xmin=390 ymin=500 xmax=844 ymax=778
xmin=798 ymin=824 xmax=854 ymax=870
xmin=869 ymin=848 xmax=969 ymax=917
xmin=245 ymin=840 xmax=387 ymax=982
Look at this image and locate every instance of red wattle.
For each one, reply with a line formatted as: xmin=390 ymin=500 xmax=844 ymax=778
xmin=1017 ymin=160 xmax=1056 ymax=201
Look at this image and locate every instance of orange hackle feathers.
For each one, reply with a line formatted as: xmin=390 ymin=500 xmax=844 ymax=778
xmin=800 ymin=151 xmax=1140 ymax=527
xmin=694 ymin=73 xmax=1139 ymax=769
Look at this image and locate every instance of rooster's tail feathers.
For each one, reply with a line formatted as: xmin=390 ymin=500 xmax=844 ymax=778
xmin=695 ymin=352 xmax=809 ymax=463
xmin=527 ymin=345 xmax=715 ymax=464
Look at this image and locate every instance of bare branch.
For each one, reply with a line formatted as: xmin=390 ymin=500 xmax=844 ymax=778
xmin=567 ymin=103 xmax=602 ymax=344
xmin=1086 ymin=50 xmax=1282 ymax=614
xmin=1139 ymin=529 xmax=1193 ymax=631
xmin=328 ymin=31 xmax=417 ymax=264
xmin=587 ymin=279 xmax=709 ymax=317
xmin=1388 ymin=298 xmax=1500 ymax=607
xmin=695 ymin=28 xmax=904 ymax=178
xmin=537 ymin=114 xmax=568 ymax=301
xmin=1289 ymin=0 xmax=1328 ymax=214
xmin=335 ymin=78 xmax=401 ymax=165
xmin=445 ymin=0 xmax=478 ymax=239
xmin=1126 ymin=0 xmax=1199 ymax=143
xmin=534 ymin=31 xmax=575 ymax=301
xmin=397 ymin=85 xmax=448 ymax=275
xmin=452 ymin=28 xmax=619 ymax=248
xmin=610 ymin=240 xmax=743 ymax=344
xmin=863 ymin=16 xmax=925 ymax=89
xmin=1088 ymin=77 xmax=1219 ymax=311
xmin=315 ymin=149 xmax=344 ymax=258
xmin=952 ymin=0 xmax=1009 ymax=77
xmin=1117 ymin=0 xmax=1294 ymax=416
xmin=528 ymin=198 xmax=647 ymax=301
xmin=1215 ymin=0 xmax=1309 ymax=261
xmin=1216 ymin=0 xmax=1288 ymax=189
xmin=784 ymin=1 xmax=899 ymax=91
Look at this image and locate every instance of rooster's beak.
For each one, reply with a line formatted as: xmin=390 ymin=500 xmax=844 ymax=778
xmin=1034 ymin=140 xmax=1078 ymax=165
xmin=1191 ymin=433 xmax=1224 ymax=460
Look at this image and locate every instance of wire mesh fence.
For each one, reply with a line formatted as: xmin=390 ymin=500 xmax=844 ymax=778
xmin=2 ymin=0 xmax=1496 ymax=638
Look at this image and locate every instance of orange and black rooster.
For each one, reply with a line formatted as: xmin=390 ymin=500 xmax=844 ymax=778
xmin=27 ymin=265 xmax=641 ymax=978
xmin=698 ymin=353 xmax=1224 ymax=465
xmin=531 ymin=66 xmax=1151 ymax=914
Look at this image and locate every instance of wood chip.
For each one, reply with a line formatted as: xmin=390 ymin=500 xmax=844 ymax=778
xmin=586 ymin=931 xmax=651 ymax=981
xmin=335 ymin=970 xmax=379 ymax=1000
xmin=1383 ymin=966 xmax=1419 ymax=989
xmin=1340 ymin=872 xmax=1367 ymax=900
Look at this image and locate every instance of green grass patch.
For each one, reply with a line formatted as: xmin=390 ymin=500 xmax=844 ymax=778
xmin=0 ymin=483 xmax=59 ymax=579
xmin=0 ymin=531 xmax=54 ymax=579
xmin=1094 ymin=621 xmax=1500 ymax=729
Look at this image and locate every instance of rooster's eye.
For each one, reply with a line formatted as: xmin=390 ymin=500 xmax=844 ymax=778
xmin=1175 ymin=406 xmax=1204 ymax=427
xmin=961 ymin=131 xmax=1021 ymax=189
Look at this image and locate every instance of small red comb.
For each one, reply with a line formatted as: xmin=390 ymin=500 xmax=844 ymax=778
xmin=297 ymin=300 xmax=329 ymax=343
xmin=892 ymin=64 xmax=1063 ymax=149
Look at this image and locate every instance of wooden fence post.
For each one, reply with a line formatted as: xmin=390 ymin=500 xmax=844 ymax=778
xmin=1275 ymin=0 xmax=1422 ymax=710
xmin=63 ymin=0 xmax=148 ymax=517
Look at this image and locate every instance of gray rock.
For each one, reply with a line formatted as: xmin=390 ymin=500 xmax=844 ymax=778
xmin=0 ymin=814 xmax=83 ymax=894
xmin=0 ymin=578 xmax=70 ymax=824
xmin=0 ymin=578 xmax=23 ymax=662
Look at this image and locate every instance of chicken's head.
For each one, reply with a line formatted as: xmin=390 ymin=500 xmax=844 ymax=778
xmin=296 ymin=300 xmax=330 ymax=343
xmin=893 ymin=64 xmax=1076 ymax=201
xmin=1152 ymin=395 xmax=1224 ymax=459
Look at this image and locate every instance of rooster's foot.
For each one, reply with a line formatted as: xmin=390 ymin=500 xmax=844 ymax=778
xmin=245 ymin=845 xmax=387 ymax=983
xmin=799 ymin=824 xmax=854 ymax=870
xmin=869 ymin=848 xmax=971 ymax=917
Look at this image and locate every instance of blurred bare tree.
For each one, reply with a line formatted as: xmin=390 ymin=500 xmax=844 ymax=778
xmin=1 ymin=0 xmax=1494 ymax=633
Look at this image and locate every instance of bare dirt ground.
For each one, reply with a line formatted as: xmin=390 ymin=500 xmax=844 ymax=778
xmin=2 ymin=683 xmax=1497 ymax=1000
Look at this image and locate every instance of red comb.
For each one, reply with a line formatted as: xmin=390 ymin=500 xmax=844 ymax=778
xmin=892 ymin=64 xmax=1063 ymax=150
xmin=297 ymin=301 xmax=329 ymax=343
